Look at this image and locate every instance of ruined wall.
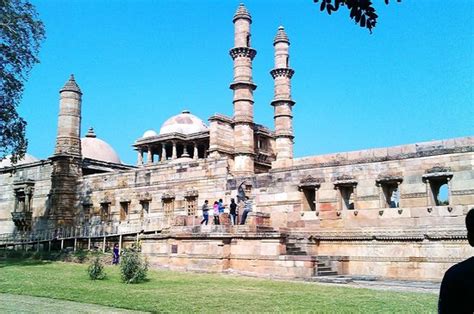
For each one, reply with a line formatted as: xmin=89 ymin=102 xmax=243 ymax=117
xmin=0 ymin=161 xmax=53 ymax=234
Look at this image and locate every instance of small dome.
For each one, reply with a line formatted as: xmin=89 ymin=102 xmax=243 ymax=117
xmin=142 ymin=130 xmax=158 ymax=138
xmin=81 ymin=127 xmax=121 ymax=164
xmin=0 ymin=154 xmax=39 ymax=168
xmin=159 ymin=110 xmax=208 ymax=135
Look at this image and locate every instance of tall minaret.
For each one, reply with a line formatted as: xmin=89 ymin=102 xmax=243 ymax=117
xmin=230 ymin=3 xmax=257 ymax=176
xmin=50 ymin=74 xmax=83 ymax=227
xmin=54 ymin=74 xmax=82 ymax=157
xmin=271 ymin=26 xmax=295 ymax=168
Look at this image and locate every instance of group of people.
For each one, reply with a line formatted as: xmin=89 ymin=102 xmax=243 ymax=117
xmin=200 ymin=197 xmax=252 ymax=226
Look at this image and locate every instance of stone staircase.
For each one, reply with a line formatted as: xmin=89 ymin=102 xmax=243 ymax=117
xmin=316 ymin=259 xmax=338 ymax=276
xmin=285 ymin=236 xmax=307 ymax=255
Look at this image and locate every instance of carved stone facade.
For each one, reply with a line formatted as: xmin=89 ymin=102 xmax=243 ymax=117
xmin=0 ymin=4 xmax=473 ymax=281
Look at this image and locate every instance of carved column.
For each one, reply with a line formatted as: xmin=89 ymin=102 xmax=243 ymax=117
xmin=314 ymin=186 xmax=319 ymax=212
xmin=193 ymin=143 xmax=198 ymax=160
xmin=171 ymin=141 xmax=177 ymax=159
xmin=137 ymin=149 xmax=143 ymax=166
xmin=161 ymin=144 xmax=167 ymax=162
xmin=425 ymin=179 xmax=431 ymax=206
xmin=335 ymin=186 xmax=341 ymax=211
xmin=147 ymin=147 xmax=152 ymax=165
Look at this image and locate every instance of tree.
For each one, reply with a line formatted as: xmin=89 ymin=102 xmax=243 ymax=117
xmin=314 ymin=0 xmax=401 ymax=33
xmin=0 ymin=0 xmax=45 ymax=163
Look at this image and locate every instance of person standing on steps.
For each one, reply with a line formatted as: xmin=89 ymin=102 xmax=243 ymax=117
xmin=213 ymin=201 xmax=220 ymax=225
xmin=229 ymin=198 xmax=237 ymax=225
xmin=200 ymin=200 xmax=209 ymax=225
xmin=240 ymin=197 xmax=252 ymax=225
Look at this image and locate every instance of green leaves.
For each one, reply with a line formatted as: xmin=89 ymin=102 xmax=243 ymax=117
xmin=87 ymin=256 xmax=106 ymax=280
xmin=0 ymin=0 xmax=45 ymax=161
xmin=313 ymin=0 xmax=401 ymax=33
xmin=120 ymin=248 xmax=148 ymax=284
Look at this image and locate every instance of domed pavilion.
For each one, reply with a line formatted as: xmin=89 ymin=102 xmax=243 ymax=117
xmin=133 ymin=110 xmax=210 ymax=165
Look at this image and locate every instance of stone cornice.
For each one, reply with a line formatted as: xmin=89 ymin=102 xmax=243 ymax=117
xmin=271 ymin=99 xmax=295 ymax=106
xmin=270 ymin=68 xmax=294 ymax=79
xmin=272 ymin=137 xmax=474 ymax=173
xmin=229 ymin=47 xmax=257 ymax=60
xmin=134 ymin=131 xmax=210 ymax=146
xmin=208 ymin=114 xmax=234 ymax=124
xmin=229 ymin=81 xmax=257 ymax=91
xmin=308 ymin=227 xmax=467 ymax=242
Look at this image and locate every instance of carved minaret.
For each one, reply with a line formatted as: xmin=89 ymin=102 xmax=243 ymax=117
xmin=50 ymin=75 xmax=83 ymax=226
xmin=54 ymin=74 xmax=82 ymax=156
xmin=271 ymin=26 xmax=295 ymax=168
xmin=230 ymin=4 xmax=256 ymax=176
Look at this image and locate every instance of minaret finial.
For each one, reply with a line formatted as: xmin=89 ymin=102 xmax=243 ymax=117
xmin=85 ymin=127 xmax=96 ymax=138
xmin=274 ymin=25 xmax=290 ymax=45
xmin=233 ymin=3 xmax=251 ymax=23
xmin=60 ymin=74 xmax=82 ymax=94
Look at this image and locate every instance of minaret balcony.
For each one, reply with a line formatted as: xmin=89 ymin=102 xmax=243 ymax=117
xmin=229 ymin=47 xmax=257 ymax=60
xmin=270 ymin=68 xmax=294 ymax=79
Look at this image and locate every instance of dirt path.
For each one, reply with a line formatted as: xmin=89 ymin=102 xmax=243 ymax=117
xmin=0 ymin=293 xmax=148 ymax=314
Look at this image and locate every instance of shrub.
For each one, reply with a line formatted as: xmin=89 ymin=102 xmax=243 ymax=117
xmin=73 ymin=249 xmax=88 ymax=263
xmin=88 ymin=256 xmax=106 ymax=280
xmin=120 ymin=248 xmax=148 ymax=284
xmin=5 ymin=249 xmax=24 ymax=259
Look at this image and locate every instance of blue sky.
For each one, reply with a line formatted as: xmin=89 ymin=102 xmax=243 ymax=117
xmin=20 ymin=0 xmax=473 ymax=165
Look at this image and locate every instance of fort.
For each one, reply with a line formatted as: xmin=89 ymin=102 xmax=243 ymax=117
xmin=0 ymin=4 xmax=473 ymax=282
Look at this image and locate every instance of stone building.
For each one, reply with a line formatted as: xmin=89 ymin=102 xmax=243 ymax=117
xmin=0 ymin=4 xmax=473 ymax=281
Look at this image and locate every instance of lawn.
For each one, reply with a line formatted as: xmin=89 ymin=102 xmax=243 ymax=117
xmin=0 ymin=259 xmax=437 ymax=313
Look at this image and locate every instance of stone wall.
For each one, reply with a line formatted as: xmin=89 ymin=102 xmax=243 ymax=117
xmin=80 ymin=158 xmax=233 ymax=224
xmin=141 ymin=227 xmax=315 ymax=280
xmin=0 ymin=161 xmax=53 ymax=233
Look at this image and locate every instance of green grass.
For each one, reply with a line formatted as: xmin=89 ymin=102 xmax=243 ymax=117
xmin=0 ymin=259 xmax=437 ymax=313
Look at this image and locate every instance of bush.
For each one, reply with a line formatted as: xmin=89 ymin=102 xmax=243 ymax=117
xmin=120 ymin=248 xmax=148 ymax=284
xmin=73 ymin=249 xmax=88 ymax=263
xmin=88 ymin=256 xmax=106 ymax=280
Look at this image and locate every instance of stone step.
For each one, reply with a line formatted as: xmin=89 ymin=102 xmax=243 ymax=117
xmin=287 ymin=251 xmax=307 ymax=256
xmin=317 ymin=270 xmax=338 ymax=276
xmin=310 ymin=276 xmax=353 ymax=284
xmin=317 ymin=266 xmax=332 ymax=272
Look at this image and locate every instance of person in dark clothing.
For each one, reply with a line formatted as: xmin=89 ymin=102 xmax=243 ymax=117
xmin=112 ymin=243 xmax=120 ymax=265
xmin=229 ymin=198 xmax=237 ymax=225
xmin=438 ymin=208 xmax=474 ymax=313
xmin=200 ymin=200 xmax=209 ymax=225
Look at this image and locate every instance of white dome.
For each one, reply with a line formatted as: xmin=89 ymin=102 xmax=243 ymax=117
xmin=0 ymin=154 xmax=39 ymax=168
xmin=81 ymin=128 xmax=121 ymax=164
xmin=159 ymin=110 xmax=208 ymax=135
xmin=142 ymin=129 xmax=158 ymax=138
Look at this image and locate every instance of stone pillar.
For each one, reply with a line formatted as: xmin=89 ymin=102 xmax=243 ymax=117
xmin=147 ymin=146 xmax=153 ymax=165
xmin=193 ymin=143 xmax=198 ymax=160
xmin=171 ymin=141 xmax=177 ymax=159
xmin=230 ymin=4 xmax=256 ymax=176
xmin=161 ymin=144 xmax=167 ymax=162
xmin=137 ymin=149 xmax=143 ymax=166
xmin=271 ymin=26 xmax=295 ymax=168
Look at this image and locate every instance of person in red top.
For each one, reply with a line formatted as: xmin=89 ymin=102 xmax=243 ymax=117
xmin=438 ymin=209 xmax=474 ymax=313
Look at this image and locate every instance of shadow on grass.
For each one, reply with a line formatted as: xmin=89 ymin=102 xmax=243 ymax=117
xmin=0 ymin=257 xmax=53 ymax=268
